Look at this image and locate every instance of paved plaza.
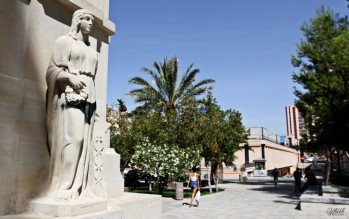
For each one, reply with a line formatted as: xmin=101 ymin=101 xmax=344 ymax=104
xmin=162 ymin=176 xmax=348 ymax=219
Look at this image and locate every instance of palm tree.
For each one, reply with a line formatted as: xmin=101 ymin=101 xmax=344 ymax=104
xmin=128 ymin=57 xmax=215 ymax=113
xmin=117 ymin=99 xmax=127 ymax=112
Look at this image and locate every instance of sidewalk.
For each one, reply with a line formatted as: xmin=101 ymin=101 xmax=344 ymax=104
xmin=162 ymin=176 xmax=347 ymax=219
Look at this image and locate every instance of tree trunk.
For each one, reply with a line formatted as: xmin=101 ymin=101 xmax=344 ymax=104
xmin=211 ymin=162 xmax=223 ymax=183
xmin=217 ymin=163 xmax=223 ymax=183
xmin=336 ymin=149 xmax=342 ymax=176
xmin=324 ymin=160 xmax=331 ymax=186
xmin=149 ymin=182 xmax=152 ymax=191
xmin=156 ymin=168 xmax=163 ymax=195
xmin=211 ymin=162 xmax=220 ymax=193
xmin=157 ymin=176 xmax=164 ymax=194
xmin=206 ymin=162 xmax=212 ymax=193
xmin=210 ymin=162 xmax=216 ymax=182
xmin=324 ymin=148 xmax=331 ymax=186
xmin=213 ymin=173 xmax=219 ymax=193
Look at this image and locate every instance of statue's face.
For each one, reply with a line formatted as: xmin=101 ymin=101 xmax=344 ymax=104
xmin=80 ymin=15 xmax=93 ymax=34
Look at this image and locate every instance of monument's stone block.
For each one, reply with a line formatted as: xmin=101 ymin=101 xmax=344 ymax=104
xmin=0 ymin=0 xmax=115 ymax=216
xmin=103 ymin=148 xmax=124 ymax=198
xmin=0 ymin=193 xmax=163 ymax=219
xmin=0 ymin=1 xmax=163 ymax=218
xmin=28 ymin=198 xmax=107 ymax=217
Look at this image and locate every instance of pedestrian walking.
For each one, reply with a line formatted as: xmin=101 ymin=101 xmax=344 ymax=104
xmin=301 ymin=171 xmax=317 ymax=192
xmin=272 ymin=168 xmax=279 ymax=188
xmin=186 ymin=166 xmax=200 ymax=208
xmin=293 ymin=167 xmax=302 ymax=193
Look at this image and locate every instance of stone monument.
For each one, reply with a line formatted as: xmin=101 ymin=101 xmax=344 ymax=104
xmin=0 ymin=1 xmax=161 ymax=218
xmin=44 ymin=8 xmax=115 ymax=201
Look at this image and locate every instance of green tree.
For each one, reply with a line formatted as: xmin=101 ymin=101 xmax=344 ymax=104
xmin=108 ymin=106 xmax=203 ymax=188
xmin=292 ymin=7 xmax=349 ymax=182
xmin=128 ymin=57 xmax=214 ymax=113
xmin=108 ymin=108 xmax=176 ymax=172
xmin=199 ymin=93 xmax=248 ymax=190
xmin=117 ymin=99 xmax=127 ymax=112
xmin=107 ymin=104 xmax=137 ymax=172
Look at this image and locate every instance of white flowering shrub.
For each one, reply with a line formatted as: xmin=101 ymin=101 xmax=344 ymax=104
xmin=130 ymin=138 xmax=201 ymax=182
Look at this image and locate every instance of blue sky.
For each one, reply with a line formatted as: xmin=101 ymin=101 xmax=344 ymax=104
xmin=107 ymin=1 xmax=348 ymax=136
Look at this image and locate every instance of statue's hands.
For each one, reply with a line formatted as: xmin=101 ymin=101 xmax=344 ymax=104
xmin=68 ymin=75 xmax=86 ymax=89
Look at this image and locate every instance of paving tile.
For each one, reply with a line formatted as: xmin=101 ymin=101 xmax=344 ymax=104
xmin=162 ymin=176 xmax=346 ymax=219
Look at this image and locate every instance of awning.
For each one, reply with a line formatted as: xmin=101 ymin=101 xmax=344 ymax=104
xmin=253 ymin=158 xmax=266 ymax=162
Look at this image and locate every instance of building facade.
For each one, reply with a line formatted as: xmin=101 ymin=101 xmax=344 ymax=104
xmin=285 ymin=105 xmax=306 ymax=146
xmin=228 ymin=127 xmax=300 ymax=177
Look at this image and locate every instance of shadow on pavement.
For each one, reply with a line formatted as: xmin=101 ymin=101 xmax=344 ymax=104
xmin=248 ymin=180 xmax=301 ymax=208
xmin=224 ymin=178 xmax=301 ymax=208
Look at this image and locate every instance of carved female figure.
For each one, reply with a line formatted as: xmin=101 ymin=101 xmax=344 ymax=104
xmin=46 ymin=9 xmax=98 ymax=201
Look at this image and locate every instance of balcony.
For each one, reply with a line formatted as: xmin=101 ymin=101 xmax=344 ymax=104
xmin=247 ymin=127 xmax=281 ymax=144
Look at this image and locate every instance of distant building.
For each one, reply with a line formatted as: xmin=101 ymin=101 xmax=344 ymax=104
xmin=222 ymin=127 xmax=300 ymax=178
xmin=279 ymin=135 xmax=286 ymax=146
xmin=285 ymin=106 xmax=306 ymax=147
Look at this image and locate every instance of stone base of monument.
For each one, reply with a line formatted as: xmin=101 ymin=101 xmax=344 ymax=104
xmin=1 ymin=206 xmax=123 ymax=219
xmin=0 ymin=193 xmax=162 ymax=219
xmin=28 ymin=197 xmax=108 ymax=217
xmin=0 ymin=148 xmax=162 ymax=219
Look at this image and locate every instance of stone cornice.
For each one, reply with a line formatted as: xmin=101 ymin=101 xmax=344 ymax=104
xmin=55 ymin=0 xmax=115 ymax=35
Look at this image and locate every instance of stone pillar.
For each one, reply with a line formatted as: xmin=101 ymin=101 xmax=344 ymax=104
xmin=261 ymin=144 xmax=265 ymax=159
xmin=244 ymin=144 xmax=249 ymax=164
xmin=175 ymin=182 xmax=183 ymax=200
